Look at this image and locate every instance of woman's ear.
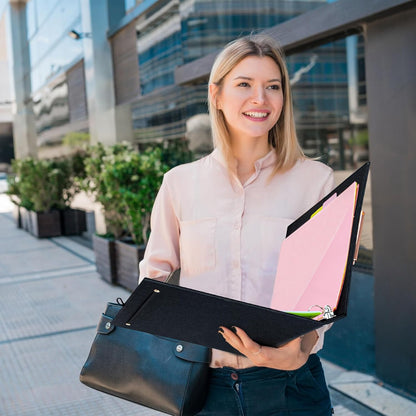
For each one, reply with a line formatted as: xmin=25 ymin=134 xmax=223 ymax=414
xmin=209 ymin=83 xmax=221 ymax=109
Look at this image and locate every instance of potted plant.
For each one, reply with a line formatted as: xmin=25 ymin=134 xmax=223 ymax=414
xmin=100 ymin=146 xmax=168 ymax=291
xmin=6 ymin=171 xmax=25 ymax=228
xmin=80 ymin=143 xmax=131 ymax=283
xmin=9 ymin=158 xmax=65 ymax=237
xmin=58 ymin=151 xmax=88 ymax=235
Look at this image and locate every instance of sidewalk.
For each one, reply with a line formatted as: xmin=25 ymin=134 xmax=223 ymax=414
xmin=0 ymin=194 xmax=415 ymax=416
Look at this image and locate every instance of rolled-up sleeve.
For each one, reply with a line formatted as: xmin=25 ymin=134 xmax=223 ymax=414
xmin=138 ymin=175 xmax=180 ymax=283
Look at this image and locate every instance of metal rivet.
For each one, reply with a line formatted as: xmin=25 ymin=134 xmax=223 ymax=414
xmin=176 ymin=344 xmax=183 ymax=353
xmin=105 ymin=322 xmax=111 ymax=330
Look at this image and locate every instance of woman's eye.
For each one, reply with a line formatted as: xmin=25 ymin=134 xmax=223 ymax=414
xmin=237 ymin=82 xmax=250 ymax=87
xmin=267 ymin=84 xmax=281 ymax=90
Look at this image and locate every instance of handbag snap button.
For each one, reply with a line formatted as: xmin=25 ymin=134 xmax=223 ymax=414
xmin=105 ymin=322 xmax=111 ymax=330
xmin=176 ymin=344 xmax=183 ymax=353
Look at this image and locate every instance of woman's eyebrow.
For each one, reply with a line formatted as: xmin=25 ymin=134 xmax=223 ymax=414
xmin=233 ymin=76 xmax=281 ymax=83
xmin=233 ymin=76 xmax=253 ymax=81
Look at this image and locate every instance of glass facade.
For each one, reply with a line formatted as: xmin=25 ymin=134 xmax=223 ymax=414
xmin=288 ymin=35 xmax=368 ymax=171
xmin=180 ymin=0 xmax=326 ymax=64
xmin=26 ymin=0 xmax=83 ymax=93
xmin=132 ymin=84 xmax=207 ymax=142
xmin=32 ymin=75 xmax=69 ymax=135
xmin=25 ymin=0 xmax=83 ymax=135
xmin=133 ymin=0 xmax=327 ymax=144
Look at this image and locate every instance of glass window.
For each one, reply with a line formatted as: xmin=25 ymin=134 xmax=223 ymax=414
xmin=28 ymin=0 xmax=82 ymax=92
xmin=138 ymin=0 xmax=329 ymax=95
xmin=125 ymin=0 xmax=138 ymax=13
xmin=26 ymin=0 xmax=38 ymax=39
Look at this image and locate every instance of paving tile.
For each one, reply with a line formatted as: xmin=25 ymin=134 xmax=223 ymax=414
xmin=0 ymin=245 xmax=88 ymax=278
xmin=50 ymin=237 xmax=96 ymax=263
xmin=330 ymin=370 xmax=376 ymax=384
xmin=0 ymin=264 xmax=96 ymax=285
xmin=331 ymin=381 xmax=416 ymax=416
xmin=0 ymin=195 xmax=14 ymax=213
xmin=328 ymin=388 xmax=382 ymax=416
xmin=333 ymin=405 xmax=361 ymax=416
xmin=0 ymin=229 xmax=56 ymax=254
xmin=0 ymin=330 xmax=162 ymax=416
xmin=0 ymin=272 xmax=131 ymax=343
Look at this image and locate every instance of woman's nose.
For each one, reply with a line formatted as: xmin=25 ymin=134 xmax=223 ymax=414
xmin=250 ymin=87 xmax=265 ymax=104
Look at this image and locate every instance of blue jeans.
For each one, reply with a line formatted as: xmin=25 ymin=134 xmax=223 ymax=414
xmin=197 ymin=354 xmax=333 ymax=416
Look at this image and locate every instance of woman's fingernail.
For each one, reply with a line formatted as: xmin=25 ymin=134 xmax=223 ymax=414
xmin=231 ymin=326 xmax=237 ymax=334
xmin=218 ymin=327 xmax=224 ymax=334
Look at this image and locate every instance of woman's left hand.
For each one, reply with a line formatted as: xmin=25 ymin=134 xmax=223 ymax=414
xmin=218 ymin=326 xmax=316 ymax=371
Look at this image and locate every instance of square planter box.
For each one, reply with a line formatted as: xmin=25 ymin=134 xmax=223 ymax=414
xmin=20 ymin=206 xmax=31 ymax=232
xmin=60 ymin=208 xmax=87 ymax=235
xmin=12 ymin=205 xmax=21 ymax=228
xmin=28 ymin=210 xmax=62 ymax=238
xmin=93 ymin=234 xmax=117 ymax=284
xmin=115 ymin=239 xmax=146 ymax=292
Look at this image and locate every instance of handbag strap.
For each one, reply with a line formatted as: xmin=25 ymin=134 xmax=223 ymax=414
xmin=115 ymin=269 xmax=181 ymax=308
xmin=165 ymin=268 xmax=181 ymax=286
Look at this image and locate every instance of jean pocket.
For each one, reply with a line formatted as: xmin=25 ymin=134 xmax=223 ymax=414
xmin=179 ymin=217 xmax=216 ymax=275
xmin=296 ymin=357 xmax=330 ymax=403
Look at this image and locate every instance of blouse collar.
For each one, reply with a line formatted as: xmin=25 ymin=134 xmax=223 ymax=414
xmin=211 ymin=147 xmax=277 ymax=171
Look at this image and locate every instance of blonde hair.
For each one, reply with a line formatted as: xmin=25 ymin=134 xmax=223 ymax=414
xmin=208 ymin=34 xmax=304 ymax=175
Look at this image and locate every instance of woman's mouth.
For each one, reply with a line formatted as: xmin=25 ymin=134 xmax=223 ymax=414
xmin=243 ymin=111 xmax=270 ymax=120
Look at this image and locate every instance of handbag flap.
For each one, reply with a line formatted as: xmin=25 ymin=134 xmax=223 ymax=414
xmin=99 ymin=302 xmax=211 ymax=364
xmin=103 ymin=302 xmax=122 ymax=318
xmin=97 ymin=314 xmax=116 ymax=334
xmin=173 ymin=341 xmax=211 ymax=364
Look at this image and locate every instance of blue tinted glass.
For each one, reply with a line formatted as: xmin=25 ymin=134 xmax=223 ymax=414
xmin=26 ymin=0 xmax=37 ymax=39
xmin=29 ymin=0 xmax=82 ymax=92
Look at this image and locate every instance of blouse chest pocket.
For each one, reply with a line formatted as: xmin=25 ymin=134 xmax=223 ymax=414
xmin=179 ymin=217 xmax=216 ymax=276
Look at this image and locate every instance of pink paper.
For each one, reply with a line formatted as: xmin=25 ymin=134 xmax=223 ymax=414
xmin=270 ymin=182 xmax=358 ymax=312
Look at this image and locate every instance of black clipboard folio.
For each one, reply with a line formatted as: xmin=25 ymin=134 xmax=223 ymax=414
xmin=113 ymin=162 xmax=370 ymax=354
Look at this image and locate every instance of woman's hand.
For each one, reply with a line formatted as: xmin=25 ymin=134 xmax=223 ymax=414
xmin=218 ymin=326 xmax=318 ymax=371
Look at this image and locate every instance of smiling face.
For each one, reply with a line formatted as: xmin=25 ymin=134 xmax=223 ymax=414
xmin=211 ymin=55 xmax=284 ymax=147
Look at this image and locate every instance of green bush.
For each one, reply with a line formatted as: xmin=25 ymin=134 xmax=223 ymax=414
xmin=61 ymin=150 xmax=88 ymax=207
xmin=62 ymin=131 xmax=90 ymax=149
xmin=8 ymin=158 xmax=68 ymax=212
xmin=100 ymin=146 xmax=168 ymax=245
xmin=7 ymin=152 xmax=87 ymax=213
xmin=78 ymin=140 xmax=191 ymax=244
xmin=80 ymin=142 xmax=135 ymax=239
xmin=151 ymin=139 xmax=193 ymax=168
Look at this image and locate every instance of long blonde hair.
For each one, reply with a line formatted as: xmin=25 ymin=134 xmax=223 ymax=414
xmin=208 ymin=34 xmax=304 ymax=175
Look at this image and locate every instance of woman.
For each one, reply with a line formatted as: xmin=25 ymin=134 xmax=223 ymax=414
xmin=139 ymin=34 xmax=334 ymax=415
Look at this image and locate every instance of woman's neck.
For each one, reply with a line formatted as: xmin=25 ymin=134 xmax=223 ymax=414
xmin=230 ymin=138 xmax=271 ymax=184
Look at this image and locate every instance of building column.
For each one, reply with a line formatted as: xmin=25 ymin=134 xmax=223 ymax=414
xmin=7 ymin=0 xmax=37 ymax=159
xmin=365 ymin=8 xmax=416 ymax=394
xmin=80 ymin=0 xmax=133 ymax=146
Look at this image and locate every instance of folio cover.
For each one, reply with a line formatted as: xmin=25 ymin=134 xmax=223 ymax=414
xmin=113 ymin=162 xmax=370 ymax=354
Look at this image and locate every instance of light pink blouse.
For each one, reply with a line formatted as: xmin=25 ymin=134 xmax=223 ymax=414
xmin=139 ymin=148 xmax=334 ymax=368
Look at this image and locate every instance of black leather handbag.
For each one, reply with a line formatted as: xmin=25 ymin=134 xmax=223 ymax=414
xmin=80 ymin=296 xmax=211 ymax=415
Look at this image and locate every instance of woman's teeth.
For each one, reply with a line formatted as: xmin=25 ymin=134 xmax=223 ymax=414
xmin=244 ymin=112 xmax=268 ymax=118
